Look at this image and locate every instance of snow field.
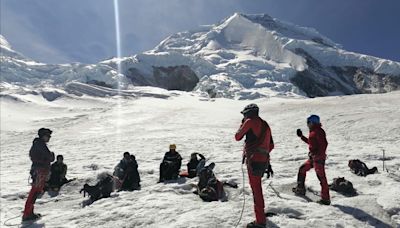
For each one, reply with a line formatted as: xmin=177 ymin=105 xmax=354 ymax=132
xmin=1 ymin=91 xmax=400 ymax=227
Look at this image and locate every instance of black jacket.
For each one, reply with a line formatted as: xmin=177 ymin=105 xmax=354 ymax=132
xmin=187 ymin=154 xmax=205 ymax=172
xmin=50 ymin=163 xmax=67 ymax=180
xmin=162 ymin=151 xmax=182 ymax=168
xmin=48 ymin=162 xmax=68 ymax=187
xmin=29 ymin=138 xmax=55 ymax=169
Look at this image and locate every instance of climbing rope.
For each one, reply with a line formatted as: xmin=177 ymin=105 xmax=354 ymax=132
xmin=234 ymin=162 xmax=246 ymax=228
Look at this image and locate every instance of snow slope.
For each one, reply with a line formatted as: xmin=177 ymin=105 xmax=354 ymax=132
xmin=1 ymin=91 xmax=400 ymax=227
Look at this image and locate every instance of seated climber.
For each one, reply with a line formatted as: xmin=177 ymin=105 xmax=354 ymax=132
xmin=186 ymin=153 xmax=205 ymax=178
xmin=113 ymin=152 xmax=141 ymax=190
xmin=46 ymin=155 xmax=70 ymax=191
xmin=159 ymin=144 xmax=182 ymax=182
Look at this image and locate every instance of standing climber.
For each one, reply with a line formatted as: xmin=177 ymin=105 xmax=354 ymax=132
xmin=292 ymin=115 xmax=331 ymax=205
xmin=23 ymin=128 xmax=55 ymax=221
xmin=235 ymin=104 xmax=274 ymax=228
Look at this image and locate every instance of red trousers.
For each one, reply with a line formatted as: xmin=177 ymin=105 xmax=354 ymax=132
xmin=298 ymin=159 xmax=330 ymax=200
xmin=247 ymin=165 xmax=266 ymax=224
xmin=23 ymin=168 xmax=49 ymax=218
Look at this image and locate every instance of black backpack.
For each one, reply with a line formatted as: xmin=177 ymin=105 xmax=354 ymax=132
xmin=348 ymin=159 xmax=378 ymax=177
xmin=80 ymin=174 xmax=114 ymax=201
xmin=197 ymin=163 xmax=221 ymax=202
xmin=329 ymin=177 xmax=357 ymax=196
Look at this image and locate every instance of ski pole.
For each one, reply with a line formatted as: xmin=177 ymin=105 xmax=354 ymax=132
xmin=382 ymin=149 xmax=385 ymax=172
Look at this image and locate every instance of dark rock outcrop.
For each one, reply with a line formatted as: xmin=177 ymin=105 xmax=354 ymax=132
xmin=41 ymin=91 xmax=63 ymax=101
xmin=291 ymin=48 xmax=400 ymax=97
xmin=125 ymin=65 xmax=199 ymax=91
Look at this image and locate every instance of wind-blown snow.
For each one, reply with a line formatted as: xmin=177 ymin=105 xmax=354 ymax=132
xmin=1 ymin=91 xmax=400 ymax=227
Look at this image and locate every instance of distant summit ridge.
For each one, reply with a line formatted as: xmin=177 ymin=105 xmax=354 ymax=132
xmin=1 ymin=13 xmax=400 ymax=99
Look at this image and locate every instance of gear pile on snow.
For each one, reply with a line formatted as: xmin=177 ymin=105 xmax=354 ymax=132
xmin=329 ymin=177 xmax=357 ymax=196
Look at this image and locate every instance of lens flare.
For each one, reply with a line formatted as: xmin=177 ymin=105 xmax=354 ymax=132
xmin=113 ymin=0 xmax=123 ymax=151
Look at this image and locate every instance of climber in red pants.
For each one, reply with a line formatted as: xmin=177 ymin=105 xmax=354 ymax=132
xmin=235 ymin=104 xmax=274 ymax=228
xmin=293 ymin=115 xmax=331 ymax=205
xmin=23 ymin=128 xmax=55 ymax=221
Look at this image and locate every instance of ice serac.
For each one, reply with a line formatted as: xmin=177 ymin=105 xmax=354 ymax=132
xmin=0 ymin=36 xmax=200 ymax=96
xmin=0 ymin=34 xmax=126 ymax=92
xmin=152 ymin=13 xmax=400 ymax=98
xmin=2 ymin=12 xmax=400 ymax=99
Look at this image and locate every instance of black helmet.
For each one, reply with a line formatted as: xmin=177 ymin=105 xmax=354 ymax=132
xmin=241 ymin=103 xmax=259 ymax=117
xmin=38 ymin=128 xmax=52 ymax=138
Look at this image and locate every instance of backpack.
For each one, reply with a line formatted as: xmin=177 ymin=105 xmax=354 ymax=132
xmin=198 ymin=165 xmax=215 ymax=190
xmin=348 ymin=159 xmax=377 ymax=177
xmin=80 ymin=174 xmax=114 ymax=202
xmin=197 ymin=163 xmax=223 ymax=202
xmin=329 ymin=177 xmax=357 ymax=196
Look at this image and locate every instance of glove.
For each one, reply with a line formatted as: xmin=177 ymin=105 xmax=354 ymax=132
xmin=266 ymin=164 xmax=274 ymax=179
xmin=296 ymin=129 xmax=303 ymax=137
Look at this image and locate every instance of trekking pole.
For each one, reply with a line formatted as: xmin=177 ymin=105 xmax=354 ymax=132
xmin=382 ymin=149 xmax=385 ymax=172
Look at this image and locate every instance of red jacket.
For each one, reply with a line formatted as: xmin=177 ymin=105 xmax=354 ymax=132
xmin=301 ymin=124 xmax=328 ymax=161
xmin=235 ymin=117 xmax=274 ymax=162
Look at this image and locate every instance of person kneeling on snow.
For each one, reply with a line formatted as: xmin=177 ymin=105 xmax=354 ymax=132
xmin=46 ymin=155 xmax=70 ymax=191
xmin=186 ymin=153 xmax=205 ymax=178
xmin=159 ymin=144 xmax=182 ymax=182
xmin=113 ymin=152 xmax=141 ymax=190
xmin=293 ymin=115 xmax=331 ymax=205
xmin=195 ymin=162 xmax=224 ymax=202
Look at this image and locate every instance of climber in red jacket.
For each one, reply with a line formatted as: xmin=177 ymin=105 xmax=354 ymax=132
xmin=235 ymin=104 xmax=274 ymax=228
xmin=23 ymin=128 xmax=55 ymax=221
xmin=293 ymin=115 xmax=331 ymax=205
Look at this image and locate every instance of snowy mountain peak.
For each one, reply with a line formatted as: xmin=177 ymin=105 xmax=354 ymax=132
xmin=1 ymin=13 xmax=400 ymax=100
xmin=151 ymin=13 xmax=400 ymax=98
xmin=239 ymin=13 xmax=339 ymax=48
xmin=0 ymin=34 xmax=30 ymax=61
xmin=0 ymin=34 xmax=12 ymax=49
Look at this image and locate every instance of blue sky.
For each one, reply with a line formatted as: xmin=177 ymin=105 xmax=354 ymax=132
xmin=1 ymin=0 xmax=399 ymax=63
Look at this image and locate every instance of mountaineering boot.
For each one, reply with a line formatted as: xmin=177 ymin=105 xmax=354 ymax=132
xmin=22 ymin=213 xmax=41 ymax=221
xmin=317 ymin=199 xmax=331 ymax=205
xmin=246 ymin=221 xmax=266 ymax=228
xmin=294 ymin=175 xmax=306 ymax=196
xmin=292 ymin=185 xmax=306 ymax=196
